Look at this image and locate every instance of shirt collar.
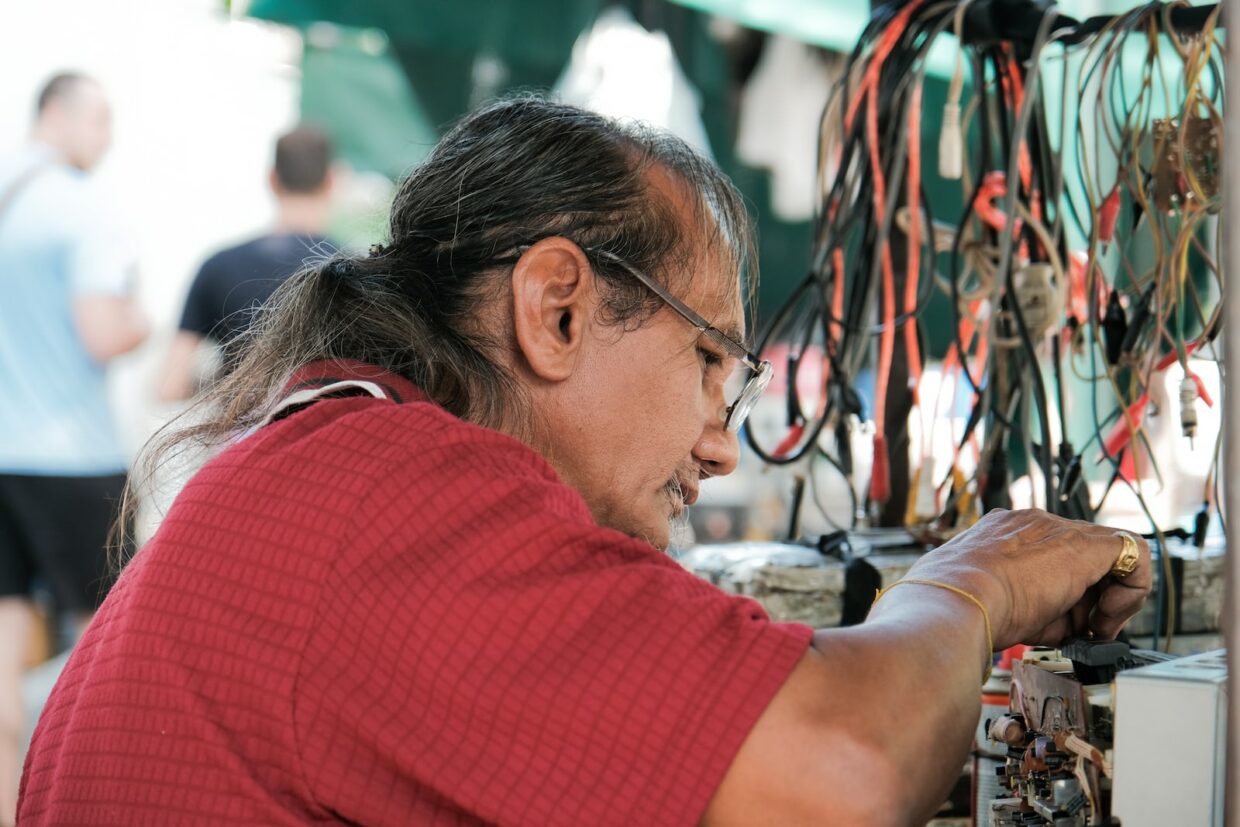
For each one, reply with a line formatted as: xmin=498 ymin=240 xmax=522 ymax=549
xmin=261 ymin=359 xmax=424 ymax=427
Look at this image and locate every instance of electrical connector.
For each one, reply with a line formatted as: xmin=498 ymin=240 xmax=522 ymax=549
xmin=1098 ymin=187 xmax=1121 ymax=246
xmin=869 ymin=432 xmax=890 ymax=505
xmin=1179 ymin=374 xmax=1198 ymax=441
xmin=1102 ymin=290 xmax=1126 ymax=365
xmin=907 ymin=455 xmax=938 ymax=524
xmin=939 ymin=102 xmax=963 ymax=180
xmin=1193 ymin=502 xmax=1210 ymax=549
xmin=1119 ymin=282 xmax=1156 ymax=356
xmin=1013 ymin=263 xmax=1060 ymax=340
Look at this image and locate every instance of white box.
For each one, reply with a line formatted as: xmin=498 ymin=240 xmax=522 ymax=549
xmin=1111 ymin=649 xmax=1227 ymax=826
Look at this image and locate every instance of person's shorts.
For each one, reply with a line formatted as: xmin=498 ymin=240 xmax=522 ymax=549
xmin=0 ymin=472 xmax=126 ymax=612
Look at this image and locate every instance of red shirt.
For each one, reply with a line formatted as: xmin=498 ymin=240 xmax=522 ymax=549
xmin=19 ymin=361 xmax=812 ymax=826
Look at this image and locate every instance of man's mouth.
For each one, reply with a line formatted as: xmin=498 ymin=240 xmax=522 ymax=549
xmin=680 ymin=481 xmax=699 ymax=507
xmin=666 ymin=475 xmax=699 ymax=518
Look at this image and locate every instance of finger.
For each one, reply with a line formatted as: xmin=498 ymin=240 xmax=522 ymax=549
xmin=1131 ymin=533 xmax=1154 ymax=590
xmin=1092 ymin=527 xmax=1154 ymax=590
xmin=1084 ymin=530 xmax=1151 ymax=638
xmin=1089 ymin=579 xmax=1148 ymax=639
xmin=1069 ymin=595 xmax=1094 ymax=637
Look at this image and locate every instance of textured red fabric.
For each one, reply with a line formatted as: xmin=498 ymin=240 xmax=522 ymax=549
xmin=19 ymin=362 xmax=812 ymax=826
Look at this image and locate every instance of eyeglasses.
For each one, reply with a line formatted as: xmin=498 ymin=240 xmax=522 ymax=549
xmin=588 ymin=248 xmax=773 ymax=433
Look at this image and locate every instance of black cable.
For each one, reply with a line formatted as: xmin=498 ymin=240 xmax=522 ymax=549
xmin=812 ymin=448 xmax=859 ymax=532
xmin=758 ymin=0 xmax=1223 ymax=569
xmin=947 ymin=49 xmax=996 ymax=396
xmin=756 ymin=1 xmax=965 ymax=504
xmin=987 ymin=45 xmax=1058 ymax=513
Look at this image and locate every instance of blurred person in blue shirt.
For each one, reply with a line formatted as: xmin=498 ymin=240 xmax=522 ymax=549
xmin=156 ymin=125 xmax=336 ymax=401
xmin=0 ymin=71 xmax=149 ymax=825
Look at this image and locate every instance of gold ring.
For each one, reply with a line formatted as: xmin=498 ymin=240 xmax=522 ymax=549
xmin=1110 ymin=531 xmax=1140 ymax=577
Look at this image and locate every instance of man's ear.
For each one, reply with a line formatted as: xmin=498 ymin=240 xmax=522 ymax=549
xmin=511 ymin=237 xmax=594 ymax=383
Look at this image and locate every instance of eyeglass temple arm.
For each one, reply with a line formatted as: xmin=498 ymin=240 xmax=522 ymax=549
xmin=700 ymin=328 xmax=764 ymax=371
xmin=590 ymin=249 xmax=764 ymax=370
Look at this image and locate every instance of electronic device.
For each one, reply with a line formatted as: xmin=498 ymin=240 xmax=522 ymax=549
xmin=985 ymin=643 xmax=1226 ymax=826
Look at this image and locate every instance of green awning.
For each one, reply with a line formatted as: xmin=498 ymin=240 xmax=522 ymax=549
xmin=667 ymin=0 xmax=961 ymax=75
xmin=247 ymin=0 xmax=600 ymax=66
xmin=671 ymin=0 xmax=873 ymax=53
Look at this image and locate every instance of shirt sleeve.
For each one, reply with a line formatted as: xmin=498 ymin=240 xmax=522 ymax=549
xmin=64 ymin=181 xmax=134 ymax=297
xmin=293 ymin=429 xmax=813 ymax=827
xmin=177 ymin=259 xmax=219 ymax=338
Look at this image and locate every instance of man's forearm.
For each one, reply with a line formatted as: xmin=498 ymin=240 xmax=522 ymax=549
xmin=809 ymin=585 xmax=989 ymax=822
xmin=73 ymin=295 xmax=150 ymax=363
xmin=708 ymin=511 xmax=1149 ymax=825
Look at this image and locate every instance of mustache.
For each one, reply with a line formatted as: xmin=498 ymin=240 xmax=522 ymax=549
xmin=656 ymin=467 xmax=710 ymax=551
xmin=661 ymin=466 xmax=712 ymax=506
xmin=662 ymin=476 xmax=685 ymax=503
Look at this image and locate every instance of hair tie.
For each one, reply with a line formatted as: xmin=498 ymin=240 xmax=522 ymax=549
xmin=369 ymin=243 xmax=387 ymax=258
xmin=327 ymin=258 xmax=357 ymax=279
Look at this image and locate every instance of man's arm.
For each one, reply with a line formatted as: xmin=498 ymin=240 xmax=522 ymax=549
xmin=155 ymin=330 xmax=205 ymax=402
xmin=65 ymin=185 xmax=150 ymax=364
xmin=158 ymin=259 xmax=223 ymax=401
xmin=703 ymin=593 xmax=987 ymax=825
xmin=703 ymin=509 xmax=1152 ymax=826
xmin=73 ymin=294 xmax=150 ymax=364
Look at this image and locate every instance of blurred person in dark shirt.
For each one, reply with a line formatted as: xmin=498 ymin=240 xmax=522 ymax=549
xmin=156 ymin=125 xmax=335 ymax=401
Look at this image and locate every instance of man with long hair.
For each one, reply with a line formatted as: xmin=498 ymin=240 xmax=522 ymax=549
xmin=19 ymin=98 xmax=1148 ymax=826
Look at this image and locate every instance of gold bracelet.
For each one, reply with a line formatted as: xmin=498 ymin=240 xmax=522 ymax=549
xmin=872 ymin=578 xmax=995 ymax=684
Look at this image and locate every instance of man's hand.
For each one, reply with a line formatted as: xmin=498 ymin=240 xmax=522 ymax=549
xmin=908 ymin=508 xmax=1153 ymax=650
xmin=705 ymin=509 xmax=1152 ymax=826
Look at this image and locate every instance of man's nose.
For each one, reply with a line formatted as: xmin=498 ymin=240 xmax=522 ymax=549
xmin=693 ymin=406 xmax=740 ymax=477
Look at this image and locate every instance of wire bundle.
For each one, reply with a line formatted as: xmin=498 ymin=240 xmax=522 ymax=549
xmin=744 ymin=0 xmax=1226 ymax=642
